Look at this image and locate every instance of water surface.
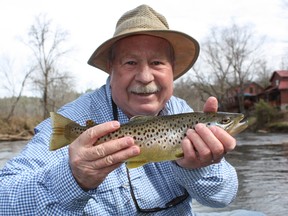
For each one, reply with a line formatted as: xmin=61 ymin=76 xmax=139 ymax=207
xmin=194 ymin=133 xmax=288 ymax=216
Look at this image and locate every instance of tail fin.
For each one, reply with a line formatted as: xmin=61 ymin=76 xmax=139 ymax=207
xmin=49 ymin=112 xmax=74 ymax=151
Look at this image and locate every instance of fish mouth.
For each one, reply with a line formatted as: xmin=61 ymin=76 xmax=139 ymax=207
xmin=228 ymin=116 xmax=249 ymax=136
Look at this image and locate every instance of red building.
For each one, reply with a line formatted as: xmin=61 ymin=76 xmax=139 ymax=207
xmin=224 ymin=82 xmax=264 ymax=112
xmin=260 ymin=70 xmax=288 ymax=110
xmin=223 ymin=70 xmax=288 ymax=112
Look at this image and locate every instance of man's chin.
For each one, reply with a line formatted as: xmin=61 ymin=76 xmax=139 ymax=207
xmin=131 ymin=106 xmax=160 ymax=117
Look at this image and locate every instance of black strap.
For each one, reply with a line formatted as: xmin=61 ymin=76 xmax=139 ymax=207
xmin=111 ymin=98 xmax=118 ymax=121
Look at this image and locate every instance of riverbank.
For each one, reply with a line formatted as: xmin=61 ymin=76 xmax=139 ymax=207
xmin=0 ymin=131 xmax=33 ymax=141
xmin=0 ymin=115 xmax=39 ymax=141
xmin=235 ymin=132 xmax=288 ymax=145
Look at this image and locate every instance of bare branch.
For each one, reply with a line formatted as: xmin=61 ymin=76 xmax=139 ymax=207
xmin=22 ymin=14 xmax=74 ymax=119
xmin=190 ymin=22 xmax=267 ymax=112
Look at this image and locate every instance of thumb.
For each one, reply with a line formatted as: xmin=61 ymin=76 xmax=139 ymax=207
xmin=203 ymin=96 xmax=218 ymax=113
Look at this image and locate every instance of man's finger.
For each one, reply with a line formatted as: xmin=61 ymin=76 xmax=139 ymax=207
xmin=91 ymin=145 xmax=140 ymax=169
xmin=84 ymin=136 xmax=136 ymax=160
xmin=78 ymin=121 xmax=120 ymax=147
xmin=209 ymin=126 xmax=236 ymax=153
xmin=203 ymin=96 xmax=218 ymax=113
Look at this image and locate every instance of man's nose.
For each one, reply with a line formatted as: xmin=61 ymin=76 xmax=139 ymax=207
xmin=135 ymin=64 xmax=154 ymax=83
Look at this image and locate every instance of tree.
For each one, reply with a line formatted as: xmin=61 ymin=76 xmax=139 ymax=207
xmin=0 ymin=55 xmax=35 ymax=121
xmin=255 ymin=59 xmax=272 ymax=88
xmin=0 ymin=56 xmax=17 ymax=97
xmin=24 ymin=14 xmax=74 ymax=119
xmin=191 ymin=23 xmax=266 ymax=112
xmin=174 ymin=76 xmax=206 ymax=111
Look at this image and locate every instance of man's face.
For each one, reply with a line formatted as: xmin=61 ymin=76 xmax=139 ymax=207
xmin=109 ymin=35 xmax=174 ymax=117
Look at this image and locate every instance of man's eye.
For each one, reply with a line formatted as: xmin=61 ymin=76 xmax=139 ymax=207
xmin=152 ymin=61 xmax=162 ymax=65
xmin=126 ymin=61 xmax=136 ymax=65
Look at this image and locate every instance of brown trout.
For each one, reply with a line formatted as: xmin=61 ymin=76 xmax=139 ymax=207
xmin=49 ymin=112 xmax=247 ymax=168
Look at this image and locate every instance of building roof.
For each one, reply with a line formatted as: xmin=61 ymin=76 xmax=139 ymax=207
xmin=264 ymin=80 xmax=288 ymax=92
xmin=270 ymin=70 xmax=288 ymax=81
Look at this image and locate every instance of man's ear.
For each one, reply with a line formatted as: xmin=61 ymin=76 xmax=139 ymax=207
xmin=106 ymin=60 xmax=112 ymax=73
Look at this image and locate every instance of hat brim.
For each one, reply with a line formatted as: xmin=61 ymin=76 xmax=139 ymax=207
xmin=87 ymin=30 xmax=200 ymax=80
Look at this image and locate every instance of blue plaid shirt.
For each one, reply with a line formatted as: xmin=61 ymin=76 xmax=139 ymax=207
xmin=0 ymin=78 xmax=237 ymax=215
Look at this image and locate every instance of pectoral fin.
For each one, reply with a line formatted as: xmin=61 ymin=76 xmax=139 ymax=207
xmin=175 ymin=149 xmax=184 ymax=158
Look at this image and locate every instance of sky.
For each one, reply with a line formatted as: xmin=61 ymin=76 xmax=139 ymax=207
xmin=0 ymin=0 xmax=287 ymax=97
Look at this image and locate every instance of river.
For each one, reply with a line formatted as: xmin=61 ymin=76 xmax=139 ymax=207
xmin=1 ymin=133 xmax=288 ymax=216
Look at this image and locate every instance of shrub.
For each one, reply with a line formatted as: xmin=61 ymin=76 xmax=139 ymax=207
xmin=254 ymin=99 xmax=279 ymax=129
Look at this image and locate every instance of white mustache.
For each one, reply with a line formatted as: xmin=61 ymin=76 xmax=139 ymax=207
xmin=128 ymin=84 xmax=161 ymax=94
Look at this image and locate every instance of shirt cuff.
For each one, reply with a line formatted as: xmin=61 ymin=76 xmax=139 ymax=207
xmin=170 ymin=161 xmax=212 ymax=186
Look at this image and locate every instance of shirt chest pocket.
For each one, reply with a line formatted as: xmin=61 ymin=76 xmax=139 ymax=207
xmin=84 ymin=168 xmax=142 ymax=215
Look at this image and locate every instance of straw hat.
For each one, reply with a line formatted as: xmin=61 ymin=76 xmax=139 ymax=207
xmin=87 ymin=4 xmax=200 ymax=80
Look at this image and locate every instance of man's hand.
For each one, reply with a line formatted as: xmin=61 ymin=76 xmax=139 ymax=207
xmin=68 ymin=121 xmax=140 ymax=190
xmin=176 ymin=96 xmax=236 ymax=169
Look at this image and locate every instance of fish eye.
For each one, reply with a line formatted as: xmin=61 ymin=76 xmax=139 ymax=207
xmin=220 ymin=117 xmax=231 ymax=125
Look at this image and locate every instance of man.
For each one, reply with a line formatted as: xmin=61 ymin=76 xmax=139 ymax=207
xmin=0 ymin=5 xmax=265 ymax=216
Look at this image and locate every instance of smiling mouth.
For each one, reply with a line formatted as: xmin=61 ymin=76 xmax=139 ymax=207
xmin=131 ymin=91 xmax=158 ymax=96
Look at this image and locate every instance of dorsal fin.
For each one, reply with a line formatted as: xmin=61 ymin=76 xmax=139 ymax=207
xmin=86 ymin=120 xmax=96 ymax=127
